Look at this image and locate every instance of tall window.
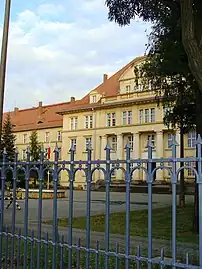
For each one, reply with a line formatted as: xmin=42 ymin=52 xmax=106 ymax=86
xmin=70 ymin=138 xmax=77 ymax=150
xmin=122 ymin=111 xmax=132 ymax=125
xmin=106 ymin=112 xmax=116 ymax=127
xmin=23 ymin=134 xmax=27 ymax=144
xmin=111 ymin=136 xmax=117 ymax=151
xmin=85 ymin=137 xmax=92 ymax=150
xmin=92 ymin=95 xmax=96 ymax=103
xmin=145 ymin=109 xmax=149 ymax=123
xmin=45 ymin=132 xmax=50 ymax=142
xmin=167 ymin=133 xmax=173 ymax=148
xmin=150 ymin=108 xmax=155 ymax=122
xmin=128 ymin=135 xmax=134 ymax=151
xmin=57 ymin=131 xmax=62 ymax=142
xmin=126 ymin=85 xmax=131 ymax=93
xmin=187 ymin=131 xmax=196 ymax=148
xmin=22 ymin=149 xmax=26 ymax=160
xmin=147 ymin=134 xmax=155 ymax=147
xmin=85 ymin=115 xmax=93 ymax=129
xmin=139 ymin=110 xmax=143 ymax=123
xmin=70 ymin=117 xmax=78 ymax=130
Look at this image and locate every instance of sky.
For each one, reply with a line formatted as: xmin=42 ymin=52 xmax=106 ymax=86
xmin=0 ymin=0 xmax=151 ymax=112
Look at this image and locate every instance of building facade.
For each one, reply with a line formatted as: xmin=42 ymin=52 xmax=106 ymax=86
xmin=6 ymin=56 xmax=196 ymax=187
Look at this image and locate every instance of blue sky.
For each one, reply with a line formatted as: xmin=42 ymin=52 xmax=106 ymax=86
xmin=0 ymin=0 xmax=151 ymax=111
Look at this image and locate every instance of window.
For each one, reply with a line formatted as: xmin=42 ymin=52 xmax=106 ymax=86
xmin=45 ymin=132 xmax=50 ymax=143
xmin=126 ymin=85 xmax=131 ymax=93
xmin=139 ymin=110 xmax=143 ymax=123
xmin=150 ymin=108 xmax=155 ymax=122
xmin=58 ymin=147 xmax=62 ymax=160
xmin=92 ymin=95 xmax=96 ymax=103
xmin=145 ymin=109 xmax=149 ymax=123
xmin=70 ymin=138 xmax=77 ymax=150
xmin=187 ymin=131 xmax=196 ymax=148
xmin=85 ymin=137 xmax=92 ymax=150
xmin=22 ymin=149 xmax=26 ymax=160
xmin=70 ymin=117 xmax=78 ymax=130
xmin=106 ymin=112 xmax=116 ymax=127
xmin=85 ymin=115 xmax=93 ymax=129
xmin=147 ymin=134 xmax=155 ymax=147
xmin=111 ymin=163 xmax=116 ymax=176
xmin=167 ymin=134 xmax=173 ymax=148
xmin=187 ymin=161 xmax=195 ymax=176
xmin=111 ymin=136 xmax=117 ymax=151
xmin=128 ymin=136 xmax=134 ymax=151
xmin=122 ymin=111 xmax=132 ymax=125
xmin=57 ymin=131 xmax=62 ymax=142
xmin=23 ymin=134 xmax=27 ymax=144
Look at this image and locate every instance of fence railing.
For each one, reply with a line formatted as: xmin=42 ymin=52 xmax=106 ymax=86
xmin=0 ymin=135 xmax=202 ymax=269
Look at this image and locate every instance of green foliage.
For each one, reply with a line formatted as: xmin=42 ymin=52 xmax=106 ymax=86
xmin=29 ymin=130 xmax=41 ymax=161
xmin=1 ymin=113 xmax=16 ymax=161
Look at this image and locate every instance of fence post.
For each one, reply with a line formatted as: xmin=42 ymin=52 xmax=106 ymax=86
xmin=85 ymin=143 xmax=92 ymax=269
xmin=147 ymin=140 xmax=153 ymax=269
xmin=171 ymin=135 xmax=178 ymax=268
xmin=125 ymin=143 xmax=131 ymax=269
xmin=104 ymin=143 xmax=111 ymax=269
xmin=68 ymin=143 xmax=75 ymax=269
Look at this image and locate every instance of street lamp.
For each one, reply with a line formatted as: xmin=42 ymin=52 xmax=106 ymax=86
xmin=0 ymin=0 xmax=11 ymax=142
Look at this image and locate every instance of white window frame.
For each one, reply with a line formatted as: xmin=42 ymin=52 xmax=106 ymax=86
xmin=92 ymin=95 xmax=96 ymax=103
xmin=70 ymin=117 xmax=78 ymax=130
xmin=139 ymin=109 xmax=143 ymax=123
xmin=128 ymin=135 xmax=134 ymax=151
xmin=111 ymin=136 xmax=117 ymax=152
xmin=85 ymin=115 xmax=93 ymax=129
xmin=85 ymin=137 xmax=92 ymax=150
xmin=23 ymin=134 xmax=27 ymax=144
xmin=57 ymin=131 xmax=62 ymax=142
xmin=70 ymin=138 xmax=77 ymax=150
xmin=145 ymin=109 xmax=149 ymax=123
xmin=126 ymin=85 xmax=131 ymax=93
xmin=187 ymin=131 xmax=196 ymax=148
xmin=106 ymin=112 xmax=116 ymax=127
xmin=45 ymin=132 xmax=50 ymax=143
xmin=122 ymin=111 xmax=127 ymax=125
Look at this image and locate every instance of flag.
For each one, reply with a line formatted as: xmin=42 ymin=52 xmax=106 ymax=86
xmin=47 ymin=143 xmax=51 ymax=160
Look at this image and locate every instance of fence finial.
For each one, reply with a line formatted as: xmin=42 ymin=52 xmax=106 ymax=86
xmin=196 ymin=134 xmax=202 ymax=145
xmin=170 ymin=134 xmax=179 ymax=147
xmin=86 ymin=142 xmax=92 ymax=151
xmin=3 ymin=147 xmax=7 ymax=155
xmin=69 ymin=143 xmax=76 ymax=152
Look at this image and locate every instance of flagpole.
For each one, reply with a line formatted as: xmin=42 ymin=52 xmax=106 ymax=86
xmin=0 ymin=0 xmax=11 ymax=143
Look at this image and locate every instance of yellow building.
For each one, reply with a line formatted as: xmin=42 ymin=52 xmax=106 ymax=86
xmin=6 ymin=56 xmax=196 ymax=187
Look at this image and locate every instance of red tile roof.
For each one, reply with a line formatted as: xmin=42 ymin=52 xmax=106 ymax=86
xmin=5 ymin=56 xmax=145 ymax=132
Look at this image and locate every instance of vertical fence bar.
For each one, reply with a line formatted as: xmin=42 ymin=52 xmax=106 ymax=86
xmin=76 ymin=238 xmax=81 ymax=269
xmin=52 ymin=145 xmax=59 ymax=269
xmin=197 ymin=135 xmax=202 ymax=267
xmin=10 ymin=149 xmax=18 ymax=268
xmin=95 ymin=240 xmax=99 ymax=269
xmin=37 ymin=149 xmax=44 ymax=269
xmin=125 ymin=144 xmax=131 ymax=269
xmin=147 ymin=141 xmax=153 ymax=269
xmin=85 ymin=144 xmax=92 ymax=269
xmin=104 ymin=144 xmax=111 ymax=269
xmin=16 ymin=228 xmax=21 ymax=269
xmin=23 ymin=147 xmax=30 ymax=269
xmin=60 ymin=235 xmax=64 ymax=269
xmin=115 ymin=242 xmax=119 ymax=269
xmin=30 ymin=230 xmax=34 ymax=269
xmin=171 ymin=136 xmax=178 ymax=269
xmin=4 ymin=225 xmax=8 ymax=269
xmin=68 ymin=144 xmax=75 ymax=269
xmin=0 ymin=148 xmax=6 ymax=269
xmin=44 ymin=232 xmax=49 ymax=269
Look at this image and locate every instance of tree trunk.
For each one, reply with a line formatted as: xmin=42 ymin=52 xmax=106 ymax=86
xmin=179 ymin=127 xmax=185 ymax=207
xmin=193 ymin=89 xmax=202 ymax=233
xmin=180 ymin=0 xmax=202 ymax=94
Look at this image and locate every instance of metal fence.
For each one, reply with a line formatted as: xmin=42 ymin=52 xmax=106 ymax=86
xmin=0 ymin=135 xmax=202 ymax=269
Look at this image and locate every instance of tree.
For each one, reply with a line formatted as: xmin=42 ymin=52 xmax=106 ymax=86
xmin=105 ymin=0 xmax=201 ymax=232
xmin=1 ymin=113 xmax=16 ymax=161
xmin=29 ymin=130 xmax=41 ymax=162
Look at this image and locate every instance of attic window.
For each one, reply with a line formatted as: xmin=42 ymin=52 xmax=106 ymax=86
xmin=92 ymin=95 xmax=96 ymax=103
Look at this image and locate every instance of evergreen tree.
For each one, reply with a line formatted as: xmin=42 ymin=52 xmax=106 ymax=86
xmin=1 ymin=113 xmax=16 ymax=161
xmin=29 ymin=130 xmax=41 ymax=161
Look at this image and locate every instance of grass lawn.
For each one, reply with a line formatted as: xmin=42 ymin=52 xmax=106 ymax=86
xmin=48 ymin=204 xmax=198 ymax=244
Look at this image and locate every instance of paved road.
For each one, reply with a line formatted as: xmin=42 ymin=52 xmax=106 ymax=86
xmin=3 ymin=191 xmax=194 ymax=225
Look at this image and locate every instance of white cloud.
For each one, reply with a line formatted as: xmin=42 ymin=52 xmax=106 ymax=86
xmin=0 ymin=1 xmax=151 ymax=111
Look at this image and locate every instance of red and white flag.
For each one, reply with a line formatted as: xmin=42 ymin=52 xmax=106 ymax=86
xmin=47 ymin=143 xmax=51 ymax=160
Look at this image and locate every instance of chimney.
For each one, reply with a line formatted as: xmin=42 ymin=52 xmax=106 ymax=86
xmin=103 ymin=74 xmax=108 ymax=83
xmin=38 ymin=101 xmax=43 ymax=116
xmin=14 ymin=107 xmax=19 ymax=116
xmin=70 ymin=97 xmax=75 ymax=103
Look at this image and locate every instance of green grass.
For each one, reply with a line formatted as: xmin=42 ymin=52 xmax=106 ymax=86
xmin=50 ymin=204 xmax=198 ymax=244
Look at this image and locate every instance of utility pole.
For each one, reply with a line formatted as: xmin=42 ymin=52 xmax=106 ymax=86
xmin=0 ymin=0 xmax=11 ymax=143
